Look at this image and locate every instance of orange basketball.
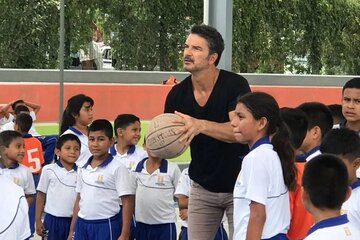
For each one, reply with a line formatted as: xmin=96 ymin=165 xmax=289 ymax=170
xmin=145 ymin=113 xmax=188 ymax=159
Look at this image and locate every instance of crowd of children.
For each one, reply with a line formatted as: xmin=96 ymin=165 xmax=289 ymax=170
xmin=1 ymin=77 xmax=360 ymax=240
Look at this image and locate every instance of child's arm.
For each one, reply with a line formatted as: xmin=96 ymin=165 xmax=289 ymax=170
xmin=118 ymin=194 xmax=135 ymax=240
xmin=246 ymin=201 xmax=266 ymax=240
xmin=35 ymin=191 xmax=46 ymax=237
xmin=23 ymin=100 xmax=41 ymax=114
xmin=177 ymin=195 xmax=189 ymax=221
xmin=67 ymin=193 xmax=80 ymax=240
xmin=25 ymin=194 xmax=34 ymax=206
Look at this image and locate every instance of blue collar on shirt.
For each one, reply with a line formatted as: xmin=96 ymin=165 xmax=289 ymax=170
xmin=339 ymin=121 xmax=360 ymax=134
xmin=250 ymin=137 xmax=271 ymax=152
xmin=351 ymin=178 xmax=360 ymax=190
xmin=307 ymin=214 xmax=348 ymax=236
xmin=295 ymin=153 xmax=307 ymax=162
xmin=0 ymin=162 xmax=19 ymax=169
xmin=8 ymin=162 xmax=20 ymax=169
xmin=55 ymin=160 xmax=78 ymax=171
xmin=305 ymin=146 xmax=321 ymax=159
xmin=22 ymin=133 xmax=33 ymax=138
xmin=239 ymin=137 xmax=270 ymax=161
xmin=109 ymin=144 xmax=135 ymax=156
xmin=69 ymin=126 xmax=84 ymax=136
xmin=135 ymin=158 xmax=168 ymax=173
xmin=82 ymin=154 xmax=114 ymax=168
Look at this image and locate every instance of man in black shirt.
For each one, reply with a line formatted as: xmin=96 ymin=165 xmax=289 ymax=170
xmin=164 ymin=25 xmax=250 ymax=240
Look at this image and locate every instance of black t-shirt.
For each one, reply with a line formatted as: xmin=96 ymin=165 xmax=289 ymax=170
xmin=164 ymin=70 xmax=250 ymax=192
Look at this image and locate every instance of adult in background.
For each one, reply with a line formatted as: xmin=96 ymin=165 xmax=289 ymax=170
xmin=164 ymin=24 xmax=250 ymax=239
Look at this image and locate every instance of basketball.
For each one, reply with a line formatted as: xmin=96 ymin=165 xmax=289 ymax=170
xmin=145 ymin=113 xmax=188 ymax=159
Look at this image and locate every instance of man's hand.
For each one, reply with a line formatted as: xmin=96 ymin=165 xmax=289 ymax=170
xmin=174 ymin=111 xmax=202 ymax=145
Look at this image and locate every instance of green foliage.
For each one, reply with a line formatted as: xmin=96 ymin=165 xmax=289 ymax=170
xmin=0 ymin=0 xmax=359 ymax=74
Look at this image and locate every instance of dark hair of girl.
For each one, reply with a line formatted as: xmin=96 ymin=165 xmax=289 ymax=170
xmin=60 ymin=94 xmax=94 ymax=135
xmin=237 ymin=92 xmax=297 ymax=191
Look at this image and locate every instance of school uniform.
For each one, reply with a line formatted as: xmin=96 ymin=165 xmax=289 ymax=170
xmin=132 ymin=158 xmax=181 ymax=240
xmin=233 ymin=137 xmax=290 ymax=240
xmin=1 ymin=162 xmax=36 ymax=196
xmin=109 ymin=144 xmax=147 ymax=172
xmin=0 ymin=111 xmax=40 ymax=136
xmin=342 ymin=178 xmax=360 ymax=229
xmin=305 ymin=146 xmax=321 ymax=161
xmin=305 ymin=214 xmax=360 ymax=240
xmin=0 ymin=175 xmax=30 ymax=240
xmin=62 ymin=127 xmax=92 ymax=167
xmin=74 ymin=155 xmax=134 ymax=240
xmin=175 ymin=168 xmax=228 ymax=240
xmin=37 ymin=161 xmax=78 ymax=239
xmin=110 ymin=144 xmax=147 ymax=240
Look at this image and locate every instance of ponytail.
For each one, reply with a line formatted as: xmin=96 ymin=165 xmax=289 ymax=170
xmin=60 ymin=108 xmax=75 ymax=135
xmin=271 ymin=122 xmax=297 ymax=191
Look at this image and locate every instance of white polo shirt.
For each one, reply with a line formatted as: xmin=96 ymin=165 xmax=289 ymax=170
xmin=174 ymin=168 xmax=191 ymax=228
xmin=131 ymin=158 xmax=181 ymax=224
xmin=1 ymin=163 xmax=35 ymax=195
xmin=76 ymin=155 xmax=134 ymax=220
xmin=233 ymin=137 xmax=290 ymax=240
xmin=305 ymin=146 xmax=321 ymax=161
xmin=342 ymin=178 xmax=360 ymax=229
xmin=305 ymin=214 xmax=360 ymax=240
xmin=37 ymin=161 xmax=78 ymax=217
xmin=109 ymin=144 xmax=147 ymax=171
xmin=62 ymin=127 xmax=92 ymax=167
xmin=0 ymin=176 xmax=30 ymax=240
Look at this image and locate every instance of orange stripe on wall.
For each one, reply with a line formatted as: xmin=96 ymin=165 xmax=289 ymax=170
xmin=0 ymin=83 xmax=342 ymax=122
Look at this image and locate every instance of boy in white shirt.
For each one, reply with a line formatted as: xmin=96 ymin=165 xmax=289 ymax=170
xmin=320 ymin=128 xmax=360 ymax=229
xmin=35 ymin=134 xmax=81 ymax=239
xmin=302 ymin=154 xmax=360 ymax=240
xmin=130 ymin=140 xmax=181 ymax=240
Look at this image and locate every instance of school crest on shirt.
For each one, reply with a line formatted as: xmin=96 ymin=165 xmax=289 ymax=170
xmin=155 ymin=175 xmax=165 ymax=186
xmin=12 ymin=177 xmax=20 ymax=185
xmin=95 ymin=173 xmax=105 ymax=184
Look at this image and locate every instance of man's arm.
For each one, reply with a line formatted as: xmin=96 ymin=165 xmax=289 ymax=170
xmin=174 ymin=110 xmax=236 ymax=145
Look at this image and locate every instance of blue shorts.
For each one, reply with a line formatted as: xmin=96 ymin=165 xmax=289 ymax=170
xmin=136 ymin=222 xmax=176 ymax=240
xmin=74 ymin=213 xmax=121 ymax=240
xmin=179 ymin=224 xmax=228 ymax=240
xmin=44 ymin=213 xmax=72 ymax=240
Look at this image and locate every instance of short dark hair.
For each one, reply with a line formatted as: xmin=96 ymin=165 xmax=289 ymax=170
xmin=0 ymin=130 xmax=23 ymax=148
xmin=114 ymin=114 xmax=140 ymax=137
xmin=320 ymin=128 xmax=360 ymax=163
xmin=343 ymin=77 xmax=360 ymax=92
xmin=88 ymin=119 xmax=113 ymax=139
xmin=280 ymin=107 xmax=308 ymax=149
xmin=14 ymin=105 xmax=30 ymax=115
xmin=297 ymin=102 xmax=333 ymax=139
xmin=190 ymin=24 xmax=224 ymax=66
xmin=11 ymin=100 xmax=25 ymax=111
xmin=327 ymin=104 xmax=345 ymax=124
xmin=15 ymin=113 xmax=33 ymax=133
xmin=302 ymin=154 xmax=348 ymax=210
xmin=56 ymin=134 xmax=81 ymax=150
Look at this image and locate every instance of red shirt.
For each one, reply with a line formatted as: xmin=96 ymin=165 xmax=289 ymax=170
xmin=21 ymin=135 xmax=44 ymax=174
xmin=287 ymin=162 xmax=314 ymax=240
